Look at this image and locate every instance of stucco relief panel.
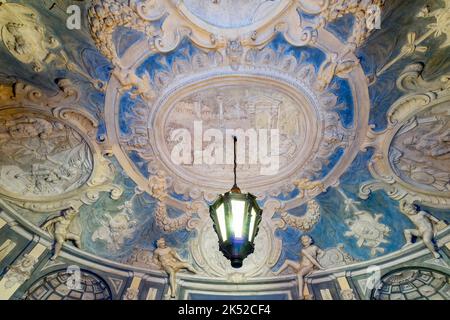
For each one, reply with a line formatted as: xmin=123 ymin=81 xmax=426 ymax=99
xmin=0 ymin=111 xmax=93 ymax=197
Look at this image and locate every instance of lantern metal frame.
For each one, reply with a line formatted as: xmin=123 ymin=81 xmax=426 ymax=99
xmin=209 ymin=136 xmax=263 ymax=268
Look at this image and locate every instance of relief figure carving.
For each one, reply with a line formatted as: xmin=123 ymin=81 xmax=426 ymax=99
xmin=0 ymin=114 xmax=93 ymax=197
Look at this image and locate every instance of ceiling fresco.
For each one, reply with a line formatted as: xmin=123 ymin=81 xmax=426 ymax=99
xmin=0 ymin=0 xmax=449 ymax=300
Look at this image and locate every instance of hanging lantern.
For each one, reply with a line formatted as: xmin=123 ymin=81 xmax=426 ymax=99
xmin=209 ymin=136 xmax=263 ymax=268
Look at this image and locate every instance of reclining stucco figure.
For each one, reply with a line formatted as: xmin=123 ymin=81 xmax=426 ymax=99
xmin=41 ymin=207 xmax=81 ymax=260
xmin=273 ymin=235 xmax=325 ymax=299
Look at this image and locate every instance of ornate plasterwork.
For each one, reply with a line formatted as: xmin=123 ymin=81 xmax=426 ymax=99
xmin=337 ymin=187 xmax=390 ymax=256
xmin=91 ymin=200 xmax=138 ymax=251
xmin=182 ymin=0 xmax=288 ymax=29
xmin=372 ymin=268 xmax=450 ymax=300
xmin=360 ymin=63 xmax=450 ymax=208
xmin=0 ymin=239 xmax=16 ymax=262
xmin=162 ymin=83 xmax=306 ymax=184
xmin=189 ymin=200 xmax=282 ymax=279
xmin=0 ymin=80 xmax=123 ymax=212
xmin=2 ymin=253 xmax=38 ymax=289
xmin=0 ymin=3 xmax=58 ymax=73
xmin=89 ymin=0 xmax=316 ymax=60
xmin=88 ymin=0 xmax=158 ymax=64
xmin=345 ymin=210 xmax=390 ymax=256
xmin=279 ymin=200 xmax=321 ymax=232
xmin=290 ymin=0 xmax=387 ymax=56
xmin=89 ymin=0 xmax=383 ymax=62
xmin=90 ymin=0 xmax=371 ymax=275
xmin=376 ymin=0 xmax=450 ymax=77
xmin=317 ymin=244 xmax=358 ymax=269
xmin=139 ymin=55 xmax=354 ymax=200
xmin=87 ymin=0 xmax=382 ymax=102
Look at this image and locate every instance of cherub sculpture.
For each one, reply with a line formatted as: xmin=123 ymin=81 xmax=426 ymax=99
xmin=41 ymin=207 xmax=81 ymax=260
xmin=273 ymin=235 xmax=325 ymax=300
xmin=400 ymin=201 xmax=447 ymax=259
xmin=152 ymin=238 xmax=196 ymax=298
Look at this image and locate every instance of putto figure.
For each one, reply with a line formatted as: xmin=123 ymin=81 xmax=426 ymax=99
xmin=152 ymin=238 xmax=196 ymax=298
xmin=273 ymin=235 xmax=325 ymax=299
xmin=41 ymin=207 xmax=81 ymax=260
xmin=400 ymin=201 xmax=446 ymax=259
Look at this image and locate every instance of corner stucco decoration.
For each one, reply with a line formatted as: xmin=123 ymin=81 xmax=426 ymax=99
xmin=88 ymin=0 xmax=373 ymax=275
xmin=0 ymin=80 xmax=123 ymax=212
xmin=360 ymin=63 xmax=450 ymax=208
